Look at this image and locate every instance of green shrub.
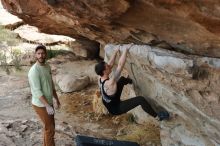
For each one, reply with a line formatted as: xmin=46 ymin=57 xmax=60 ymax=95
xmin=47 ymin=47 xmax=66 ymax=59
xmin=0 ymin=26 xmax=19 ymax=46
xmin=0 ymin=26 xmax=21 ymax=74
xmin=11 ymin=48 xmax=22 ymax=70
xmin=0 ymin=50 xmax=10 ymax=74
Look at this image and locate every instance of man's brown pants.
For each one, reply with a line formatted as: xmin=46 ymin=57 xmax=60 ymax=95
xmin=33 ymin=105 xmax=55 ymax=146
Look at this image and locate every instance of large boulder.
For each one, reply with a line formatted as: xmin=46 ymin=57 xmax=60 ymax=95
xmin=14 ymin=25 xmax=75 ymax=45
xmin=105 ymin=44 xmax=220 ymax=146
xmin=56 ymin=74 xmax=90 ymax=92
xmin=13 ymin=25 xmax=96 ymax=58
xmin=55 ymin=60 xmax=98 ymax=84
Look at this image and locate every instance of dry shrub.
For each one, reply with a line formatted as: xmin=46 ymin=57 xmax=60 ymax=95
xmin=116 ymin=119 xmax=161 ymax=145
xmin=92 ymin=90 xmax=109 ymax=118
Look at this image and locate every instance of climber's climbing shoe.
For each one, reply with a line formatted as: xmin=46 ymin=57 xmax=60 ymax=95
xmin=158 ymin=111 xmax=170 ymax=121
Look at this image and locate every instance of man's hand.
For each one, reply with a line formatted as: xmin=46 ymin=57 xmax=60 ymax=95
xmin=46 ymin=105 xmax=55 ymax=115
xmin=125 ymin=43 xmax=134 ymax=51
xmin=115 ymin=45 xmax=120 ymax=53
xmin=107 ymin=44 xmax=120 ymax=67
xmin=120 ymin=43 xmax=134 ymax=52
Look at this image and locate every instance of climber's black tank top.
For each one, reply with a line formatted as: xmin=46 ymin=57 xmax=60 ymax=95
xmin=99 ymin=78 xmax=120 ymax=112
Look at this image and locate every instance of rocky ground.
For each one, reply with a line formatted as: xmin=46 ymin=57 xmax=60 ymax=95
xmin=0 ymin=55 xmax=161 ymax=146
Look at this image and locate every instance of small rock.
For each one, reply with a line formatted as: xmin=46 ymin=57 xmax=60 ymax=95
xmin=20 ymin=125 xmax=28 ymax=132
xmin=21 ymin=120 xmax=28 ymax=124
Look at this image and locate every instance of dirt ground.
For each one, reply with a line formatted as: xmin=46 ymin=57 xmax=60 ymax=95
xmin=0 ymin=65 xmax=161 ymax=146
xmin=58 ymin=84 xmax=161 ymax=146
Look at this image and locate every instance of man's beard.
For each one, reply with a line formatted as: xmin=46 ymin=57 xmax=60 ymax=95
xmin=37 ymin=58 xmax=46 ymax=64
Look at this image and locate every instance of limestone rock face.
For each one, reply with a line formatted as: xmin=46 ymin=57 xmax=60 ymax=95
xmin=105 ymin=44 xmax=220 ymax=146
xmin=2 ymin=0 xmax=220 ymax=57
xmin=14 ymin=25 xmax=75 ymax=45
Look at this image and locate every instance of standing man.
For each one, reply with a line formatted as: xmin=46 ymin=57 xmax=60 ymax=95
xmin=28 ymin=45 xmax=61 ymax=146
xmin=95 ymin=44 xmax=170 ymax=120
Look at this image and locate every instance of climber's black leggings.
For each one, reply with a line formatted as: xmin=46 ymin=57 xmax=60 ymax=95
xmin=108 ymin=76 xmax=157 ymax=117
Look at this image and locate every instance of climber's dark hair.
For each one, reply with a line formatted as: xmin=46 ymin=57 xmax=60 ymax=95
xmin=35 ymin=44 xmax=47 ymax=53
xmin=95 ymin=61 xmax=106 ymax=76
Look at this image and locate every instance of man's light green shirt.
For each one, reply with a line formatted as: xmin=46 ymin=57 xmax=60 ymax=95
xmin=28 ymin=63 xmax=53 ymax=107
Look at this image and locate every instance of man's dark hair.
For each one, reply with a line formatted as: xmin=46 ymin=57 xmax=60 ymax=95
xmin=95 ymin=61 xmax=106 ymax=76
xmin=35 ymin=45 xmax=47 ymax=53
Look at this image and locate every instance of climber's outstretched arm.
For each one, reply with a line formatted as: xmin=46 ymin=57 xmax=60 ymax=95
xmin=113 ymin=45 xmax=132 ymax=81
xmin=107 ymin=47 xmax=119 ymax=69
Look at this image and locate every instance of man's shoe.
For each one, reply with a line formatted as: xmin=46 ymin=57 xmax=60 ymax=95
xmin=158 ymin=111 xmax=170 ymax=121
